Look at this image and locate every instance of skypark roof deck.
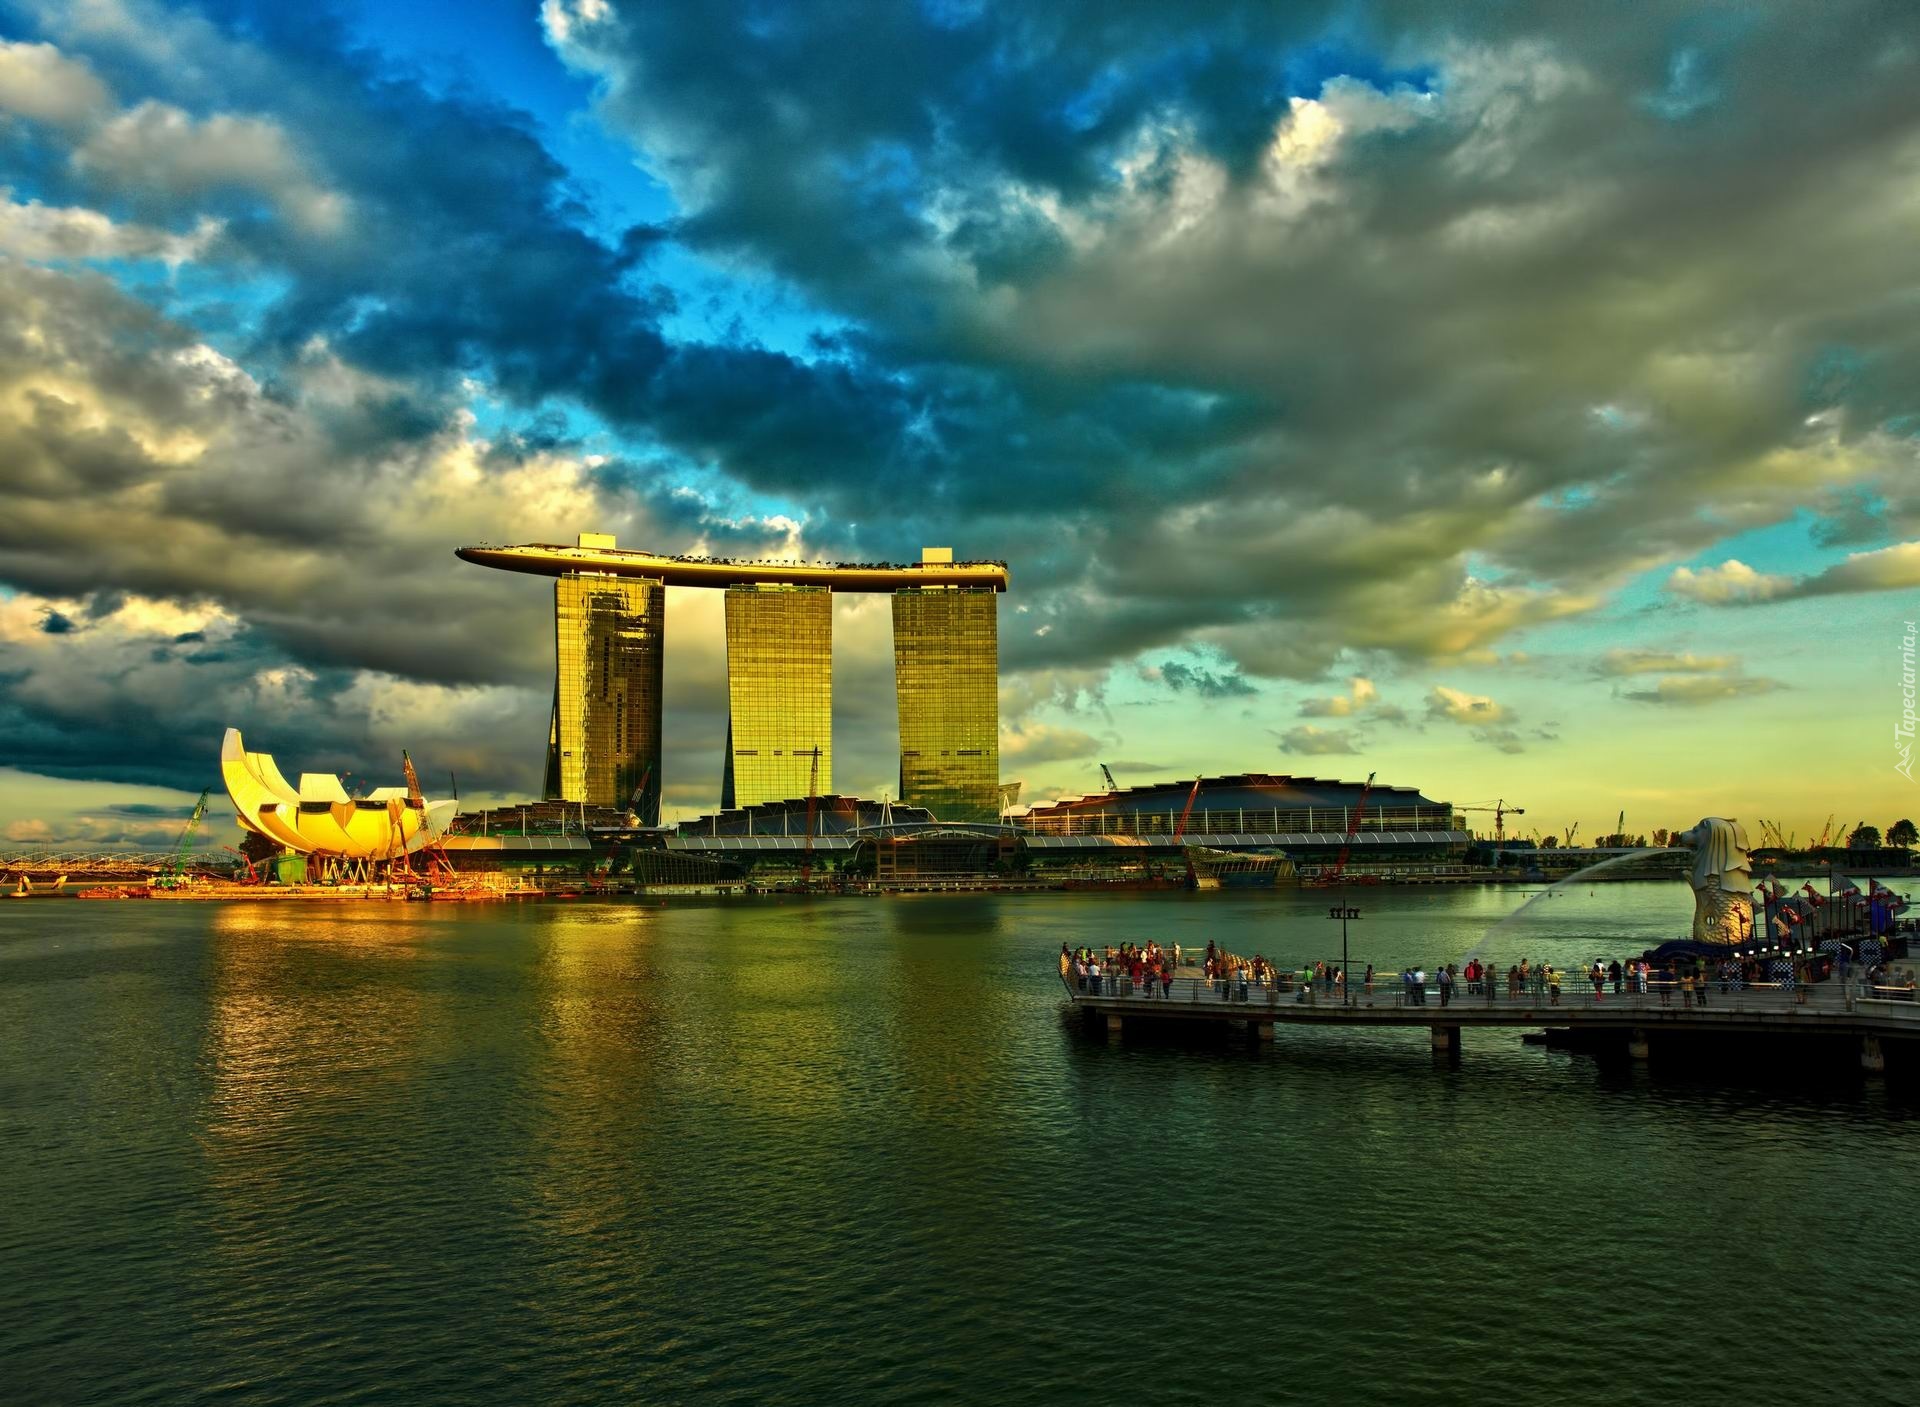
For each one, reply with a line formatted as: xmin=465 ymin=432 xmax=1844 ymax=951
xmin=456 ymin=538 xmax=1009 ymax=592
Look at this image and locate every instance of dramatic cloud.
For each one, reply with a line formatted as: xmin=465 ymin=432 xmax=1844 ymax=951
xmin=999 ymin=721 xmax=1103 ymax=766
xmin=1425 ymin=686 xmax=1508 ymax=726
xmin=2 ymin=0 xmax=1919 ymax=823
xmin=1275 ymin=724 xmax=1357 ymax=755
xmin=1425 ymin=684 xmax=1529 ymax=752
xmin=1671 ymin=543 xmax=1920 ymax=606
xmin=0 ymin=191 xmax=216 ymax=261
xmin=0 ymin=38 xmax=110 ymax=127
xmin=1299 ymin=677 xmax=1376 ymax=717
xmin=1620 ymin=674 xmax=1782 ymax=707
xmin=1595 ymin=649 xmax=1738 ymax=677
xmin=1667 ymin=560 xmax=1797 ymax=605
xmin=1154 ymin=658 xmax=1257 ymax=698
xmin=548 ymin=0 xmax=1920 ymax=665
xmin=74 ymin=102 xmax=345 ymax=232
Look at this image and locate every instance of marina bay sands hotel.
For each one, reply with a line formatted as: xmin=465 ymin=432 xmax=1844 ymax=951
xmin=456 ymin=536 xmax=1008 ymax=826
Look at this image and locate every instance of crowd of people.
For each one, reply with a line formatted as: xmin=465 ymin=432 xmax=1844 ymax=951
xmin=1061 ymin=943 xmax=1920 ymax=1006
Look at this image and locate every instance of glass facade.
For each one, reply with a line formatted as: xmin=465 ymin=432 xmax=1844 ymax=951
xmin=549 ymin=572 xmax=664 ymax=823
xmin=892 ymin=587 xmax=1000 ymax=823
xmin=721 ymin=585 xmax=832 ymax=808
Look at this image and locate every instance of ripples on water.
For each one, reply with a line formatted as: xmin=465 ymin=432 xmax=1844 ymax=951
xmin=3 ymin=884 xmax=1917 ymax=1405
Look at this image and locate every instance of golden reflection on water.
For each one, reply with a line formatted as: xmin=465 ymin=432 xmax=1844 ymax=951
xmin=194 ymin=900 xmax=440 ymax=1311
xmin=518 ymin=904 xmax=669 ymax=1251
xmin=693 ymin=898 xmax=856 ymax=1126
xmin=200 ymin=904 xmax=430 ymax=1142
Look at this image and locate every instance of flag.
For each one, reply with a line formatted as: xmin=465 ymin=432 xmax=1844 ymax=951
xmin=1869 ymin=879 xmax=1910 ymax=914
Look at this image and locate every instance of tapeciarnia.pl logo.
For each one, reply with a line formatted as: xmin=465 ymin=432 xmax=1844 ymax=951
xmin=1899 ymin=619 xmax=1916 ymax=781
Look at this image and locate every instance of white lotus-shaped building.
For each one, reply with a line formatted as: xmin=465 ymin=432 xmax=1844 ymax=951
xmin=221 ymin=728 xmax=455 ymax=859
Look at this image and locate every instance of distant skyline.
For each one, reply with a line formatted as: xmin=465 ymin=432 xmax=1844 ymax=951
xmin=2 ymin=0 xmax=1919 ymax=846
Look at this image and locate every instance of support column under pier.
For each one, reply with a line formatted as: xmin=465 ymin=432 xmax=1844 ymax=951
xmin=1106 ymin=1013 xmax=1124 ymax=1040
xmin=1254 ymin=1021 xmax=1275 ymax=1042
xmin=1862 ymin=1036 xmax=1886 ymax=1073
xmin=1430 ymin=1026 xmax=1456 ymax=1053
xmin=1628 ymin=1030 xmax=1650 ymax=1061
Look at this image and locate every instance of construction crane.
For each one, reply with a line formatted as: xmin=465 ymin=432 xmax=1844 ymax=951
xmin=1812 ymin=814 xmax=1836 ymax=850
xmin=1100 ymin=763 xmax=1119 ymax=793
xmin=1563 ymin=822 xmax=1580 ymax=847
xmin=626 ymin=763 xmax=653 ymax=822
xmin=1315 ymin=771 xmax=1376 ymax=886
xmin=1615 ymin=810 xmax=1626 ymax=847
xmin=397 ymin=749 xmax=455 ymax=883
xmin=799 ymin=747 xmax=823 ymax=890
xmin=222 ymin=844 xmax=262 ymax=884
xmin=155 ymin=789 xmax=210 ymax=890
xmin=1171 ymin=777 xmax=1203 ymax=841
xmin=1456 ymin=799 xmax=1524 ymax=843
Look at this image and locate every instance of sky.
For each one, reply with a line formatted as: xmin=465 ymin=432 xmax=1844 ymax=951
xmin=2 ymin=0 xmax=1918 ymax=850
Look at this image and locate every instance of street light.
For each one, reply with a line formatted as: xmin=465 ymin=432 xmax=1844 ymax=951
xmin=1328 ymin=904 xmax=1361 ymax=1005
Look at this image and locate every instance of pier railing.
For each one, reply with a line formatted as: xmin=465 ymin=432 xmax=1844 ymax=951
xmin=1064 ymin=972 xmax=1919 ymax=1015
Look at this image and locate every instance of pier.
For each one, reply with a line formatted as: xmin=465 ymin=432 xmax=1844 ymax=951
xmin=1063 ymin=970 xmax=1920 ymax=1069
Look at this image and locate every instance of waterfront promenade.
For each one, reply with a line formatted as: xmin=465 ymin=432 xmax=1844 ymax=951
xmin=1063 ymin=968 xmax=1920 ymax=1067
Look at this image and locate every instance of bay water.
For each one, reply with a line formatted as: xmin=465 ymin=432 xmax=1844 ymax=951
xmin=4 ymin=882 xmax=1917 ymax=1404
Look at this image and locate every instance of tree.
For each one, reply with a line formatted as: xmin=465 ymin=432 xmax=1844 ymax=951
xmin=1651 ymin=828 xmax=1671 ymax=848
xmin=1847 ymin=824 xmax=1882 ymax=850
xmin=1889 ymin=819 xmax=1918 ymax=848
xmin=1540 ymin=835 xmax=1558 ymax=849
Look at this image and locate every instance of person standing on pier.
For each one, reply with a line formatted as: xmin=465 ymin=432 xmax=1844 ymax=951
xmin=1547 ymin=965 xmax=1561 ymax=1004
xmin=1609 ymin=960 xmax=1622 ymax=995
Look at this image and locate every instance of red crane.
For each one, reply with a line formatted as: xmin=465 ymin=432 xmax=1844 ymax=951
xmin=1319 ymin=771 xmax=1376 ymax=886
xmin=223 ymin=844 xmax=262 ymax=884
xmin=1172 ymin=777 xmax=1203 ymax=840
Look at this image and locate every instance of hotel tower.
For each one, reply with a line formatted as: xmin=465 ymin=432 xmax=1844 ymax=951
xmin=459 ymin=536 xmax=1008 ymax=824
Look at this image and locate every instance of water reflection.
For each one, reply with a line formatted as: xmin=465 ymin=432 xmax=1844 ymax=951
xmin=8 ymin=888 xmax=1920 ymax=1406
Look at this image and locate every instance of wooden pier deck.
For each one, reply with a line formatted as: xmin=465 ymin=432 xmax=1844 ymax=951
xmin=1064 ymin=971 xmax=1920 ymax=1069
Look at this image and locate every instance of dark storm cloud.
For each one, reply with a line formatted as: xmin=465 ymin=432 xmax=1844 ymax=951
xmin=1156 ymin=659 xmax=1256 ymax=699
xmin=5 ymin=0 xmax=1920 ymax=801
xmin=547 ymin=0 xmax=1920 ymax=673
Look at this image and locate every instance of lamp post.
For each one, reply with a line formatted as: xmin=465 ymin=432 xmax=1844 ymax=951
xmin=1328 ymin=904 xmax=1361 ymax=1005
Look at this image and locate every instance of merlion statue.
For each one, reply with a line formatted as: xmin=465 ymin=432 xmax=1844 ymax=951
xmin=1675 ymin=817 xmax=1753 ymax=946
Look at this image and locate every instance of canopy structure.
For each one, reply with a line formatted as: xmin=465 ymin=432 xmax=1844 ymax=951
xmin=455 ymin=541 xmax=1009 ymax=592
xmin=220 ymin=728 xmax=455 ymax=860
